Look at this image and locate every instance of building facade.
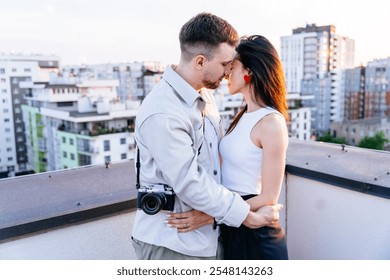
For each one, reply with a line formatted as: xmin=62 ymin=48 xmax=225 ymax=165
xmin=364 ymin=58 xmax=390 ymax=119
xmin=0 ymin=53 xmax=60 ymax=178
xmin=21 ymin=79 xmax=138 ymax=173
xmin=331 ymin=117 xmax=390 ymax=146
xmin=333 ymin=58 xmax=390 ymax=147
xmin=62 ymin=62 xmax=164 ymax=101
xmin=343 ymin=66 xmax=365 ymax=121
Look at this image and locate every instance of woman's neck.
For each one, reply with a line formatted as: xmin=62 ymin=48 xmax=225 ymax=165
xmin=244 ymin=93 xmax=265 ymax=113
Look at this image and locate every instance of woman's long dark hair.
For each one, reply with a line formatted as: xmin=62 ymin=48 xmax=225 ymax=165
xmin=226 ymin=35 xmax=289 ymax=134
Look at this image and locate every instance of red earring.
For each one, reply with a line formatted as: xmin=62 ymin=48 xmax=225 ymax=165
xmin=244 ymin=74 xmax=251 ymax=83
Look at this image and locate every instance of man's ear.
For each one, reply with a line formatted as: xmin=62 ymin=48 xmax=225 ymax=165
xmin=195 ymin=55 xmax=206 ymax=70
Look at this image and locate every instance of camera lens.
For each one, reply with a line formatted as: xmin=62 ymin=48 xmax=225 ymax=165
xmin=141 ymin=193 xmax=167 ymax=215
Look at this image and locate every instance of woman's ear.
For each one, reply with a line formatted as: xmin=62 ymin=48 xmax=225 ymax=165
xmin=195 ymin=55 xmax=206 ymax=70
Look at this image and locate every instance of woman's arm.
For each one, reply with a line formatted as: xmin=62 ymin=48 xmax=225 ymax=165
xmin=165 ymin=210 xmax=214 ymax=233
xmin=246 ymin=114 xmax=288 ymax=211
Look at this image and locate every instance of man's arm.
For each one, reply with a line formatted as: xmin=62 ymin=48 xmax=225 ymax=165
xmin=166 ymin=204 xmax=283 ymax=232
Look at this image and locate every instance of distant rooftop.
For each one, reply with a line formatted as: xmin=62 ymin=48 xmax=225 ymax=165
xmin=292 ymin=23 xmax=336 ymax=34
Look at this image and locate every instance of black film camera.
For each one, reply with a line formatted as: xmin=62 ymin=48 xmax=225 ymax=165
xmin=137 ymin=184 xmax=175 ymax=215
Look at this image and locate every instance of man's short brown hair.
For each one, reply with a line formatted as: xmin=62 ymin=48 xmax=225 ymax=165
xmin=179 ymin=13 xmax=239 ymax=61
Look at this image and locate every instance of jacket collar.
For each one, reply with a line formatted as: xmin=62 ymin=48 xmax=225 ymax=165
xmin=162 ymin=65 xmax=203 ymax=107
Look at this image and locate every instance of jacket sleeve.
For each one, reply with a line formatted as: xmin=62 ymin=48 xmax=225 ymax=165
xmin=138 ymin=113 xmax=249 ymax=227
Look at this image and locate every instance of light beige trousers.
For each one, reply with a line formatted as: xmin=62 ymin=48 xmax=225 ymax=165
xmin=132 ymin=237 xmax=223 ymax=260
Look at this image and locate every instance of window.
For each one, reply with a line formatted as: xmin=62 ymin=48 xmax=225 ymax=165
xmin=0 ymin=68 xmax=5 ymax=74
xmin=62 ymin=137 xmax=66 ymax=143
xmin=70 ymin=153 xmax=75 ymax=160
xmin=104 ymin=140 xmax=110 ymax=151
xmin=69 ymin=138 xmax=74 ymax=145
xmin=120 ymin=138 xmax=126 ymax=144
xmin=121 ymin=153 xmax=127 ymax=160
xmin=63 ymin=151 xmax=67 ymax=158
xmin=57 ymin=101 xmax=73 ymax=107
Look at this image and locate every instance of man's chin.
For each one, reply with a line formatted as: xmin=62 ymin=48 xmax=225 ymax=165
xmin=204 ymin=81 xmax=221 ymax=89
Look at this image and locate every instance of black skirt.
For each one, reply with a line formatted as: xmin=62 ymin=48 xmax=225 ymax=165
xmin=220 ymin=195 xmax=289 ymax=260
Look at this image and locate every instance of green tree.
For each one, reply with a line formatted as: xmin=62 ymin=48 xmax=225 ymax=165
xmin=358 ymin=131 xmax=389 ymax=150
xmin=317 ymin=132 xmax=346 ymax=144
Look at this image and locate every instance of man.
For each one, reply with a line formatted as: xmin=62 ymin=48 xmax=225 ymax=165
xmin=132 ymin=12 xmax=282 ymax=260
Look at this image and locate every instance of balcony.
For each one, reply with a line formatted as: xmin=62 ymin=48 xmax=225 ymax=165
xmin=0 ymin=140 xmax=389 ymax=260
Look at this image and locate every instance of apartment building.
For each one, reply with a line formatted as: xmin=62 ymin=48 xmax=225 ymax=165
xmin=364 ymin=58 xmax=390 ymax=119
xmin=332 ymin=58 xmax=390 ymax=145
xmin=21 ymin=79 xmax=138 ymax=173
xmin=0 ymin=53 xmax=60 ymax=178
xmin=343 ymin=66 xmax=365 ymax=121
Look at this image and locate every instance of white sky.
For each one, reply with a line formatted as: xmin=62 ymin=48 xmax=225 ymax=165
xmin=1 ymin=0 xmax=389 ymax=66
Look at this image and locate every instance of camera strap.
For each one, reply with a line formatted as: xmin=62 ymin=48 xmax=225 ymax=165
xmin=136 ymin=147 xmax=140 ymax=190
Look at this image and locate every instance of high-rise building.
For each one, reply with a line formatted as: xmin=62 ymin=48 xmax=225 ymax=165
xmin=331 ymin=58 xmax=390 ymax=147
xmin=281 ymin=24 xmax=355 ymax=136
xmin=342 ymin=58 xmax=390 ymax=121
xmin=343 ymin=66 xmax=365 ymax=121
xmin=364 ymin=58 xmax=390 ymax=119
xmin=0 ymin=53 xmax=60 ymax=178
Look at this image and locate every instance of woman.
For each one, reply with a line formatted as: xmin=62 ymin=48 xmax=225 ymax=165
xmin=167 ymin=35 xmax=289 ymax=260
xmin=218 ymin=35 xmax=289 ymax=259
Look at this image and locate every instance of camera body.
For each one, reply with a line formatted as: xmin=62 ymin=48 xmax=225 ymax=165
xmin=137 ymin=184 xmax=175 ymax=215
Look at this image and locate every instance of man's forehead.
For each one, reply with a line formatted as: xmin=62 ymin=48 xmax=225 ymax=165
xmin=214 ymin=43 xmax=236 ymax=62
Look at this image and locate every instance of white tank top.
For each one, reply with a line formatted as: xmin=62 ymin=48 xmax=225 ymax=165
xmin=219 ymin=107 xmax=281 ymax=196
